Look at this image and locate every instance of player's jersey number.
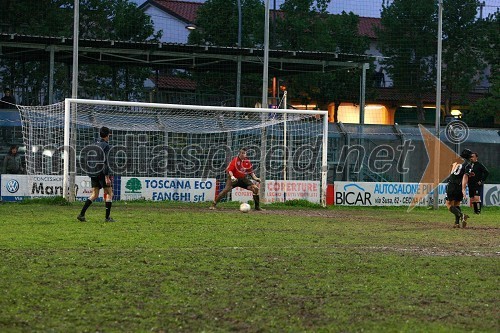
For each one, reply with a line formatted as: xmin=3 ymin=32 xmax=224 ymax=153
xmin=451 ymin=163 xmax=463 ymax=176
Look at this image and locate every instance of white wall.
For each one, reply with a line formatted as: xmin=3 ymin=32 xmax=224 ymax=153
xmin=366 ymin=40 xmax=393 ymax=87
xmin=144 ymin=6 xmax=190 ymax=44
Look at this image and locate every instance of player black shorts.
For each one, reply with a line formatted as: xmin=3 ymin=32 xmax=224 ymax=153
xmin=232 ymin=177 xmax=253 ymax=189
xmin=468 ymin=184 xmax=480 ymax=198
xmin=90 ymin=174 xmax=112 ymax=189
xmin=445 ymin=183 xmax=463 ymax=202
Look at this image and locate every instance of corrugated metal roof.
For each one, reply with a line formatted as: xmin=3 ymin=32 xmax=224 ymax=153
xmin=0 ymin=32 xmax=373 ymax=73
xmin=373 ymin=88 xmax=485 ymax=105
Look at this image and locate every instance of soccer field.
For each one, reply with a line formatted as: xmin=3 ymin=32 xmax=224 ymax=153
xmin=0 ymin=200 xmax=498 ymax=332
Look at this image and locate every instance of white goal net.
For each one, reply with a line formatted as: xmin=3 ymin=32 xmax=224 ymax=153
xmin=18 ymin=99 xmax=328 ymax=205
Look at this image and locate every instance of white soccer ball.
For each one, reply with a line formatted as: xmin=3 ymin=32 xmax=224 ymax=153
xmin=239 ymin=203 xmax=251 ymax=213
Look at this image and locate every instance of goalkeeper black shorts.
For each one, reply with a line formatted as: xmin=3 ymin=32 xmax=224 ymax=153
xmin=231 ymin=177 xmax=253 ymax=190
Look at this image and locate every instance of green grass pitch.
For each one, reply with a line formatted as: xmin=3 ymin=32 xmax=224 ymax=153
xmin=0 ymin=199 xmax=498 ymax=332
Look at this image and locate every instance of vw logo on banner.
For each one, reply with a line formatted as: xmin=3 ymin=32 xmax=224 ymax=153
xmin=6 ymin=179 xmax=20 ymax=193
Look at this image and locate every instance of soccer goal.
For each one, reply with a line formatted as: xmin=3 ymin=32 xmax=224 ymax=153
xmin=18 ymin=99 xmax=328 ymax=206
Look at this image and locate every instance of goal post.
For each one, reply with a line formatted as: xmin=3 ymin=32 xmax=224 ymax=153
xmin=19 ymin=98 xmax=329 ymax=206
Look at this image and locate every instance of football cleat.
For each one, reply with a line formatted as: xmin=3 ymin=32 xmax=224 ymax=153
xmin=105 ymin=217 xmax=116 ymax=222
xmin=77 ymin=215 xmax=86 ymax=222
xmin=461 ymin=214 xmax=469 ymax=228
xmin=453 ymin=224 xmax=460 ymax=228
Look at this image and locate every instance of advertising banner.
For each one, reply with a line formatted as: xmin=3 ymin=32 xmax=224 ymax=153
xmin=231 ymin=180 xmax=320 ymax=204
xmin=483 ymin=184 xmax=500 ymax=206
xmin=2 ymin=175 xmax=496 ymax=206
xmin=334 ymin=181 xmax=474 ymax=207
xmin=265 ymin=180 xmax=320 ymax=203
xmin=1 ymin=174 xmax=92 ymax=201
xmin=120 ymin=177 xmax=216 ymax=202
xmin=231 ymin=186 xmax=256 ymax=203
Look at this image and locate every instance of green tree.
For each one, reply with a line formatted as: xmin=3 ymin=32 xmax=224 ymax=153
xmin=275 ymin=0 xmax=370 ymax=119
xmin=466 ymin=71 xmax=499 ymax=126
xmin=1 ymin=0 xmax=158 ymax=39
xmin=0 ymin=0 xmax=73 ymax=36
xmin=187 ymin=0 xmax=265 ymax=99
xmin=188 ymin=0 xmax=264 ymax=48
xmin=377 ymin=0 xmax=493 ymax=122
xmin=0 ymin=0 xmax=160 ymax=103
xmin=0 ymin=0 xmax=73 ymax=103
xmin=376 ymin=0 xmax=437 ymax=122
xmin=441 ymin=0 xmax=489 ymax=116
xmin=276 ymin=0 xmax=332 ymax=51
xmin=466 ymin=11 xmax=499 ymax=127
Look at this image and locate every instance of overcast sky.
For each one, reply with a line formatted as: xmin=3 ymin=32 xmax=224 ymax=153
xmin=129 ymin=0 xmax=498 ymax=18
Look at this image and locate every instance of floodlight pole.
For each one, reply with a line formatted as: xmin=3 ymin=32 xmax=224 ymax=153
xmin=433 ymin=0 xmax=443 ymax=210
xmin=262 ymin=0 xmax=270 ymax=107
xmin=236 ymin=0 xmax=242 ymax=107
xmin=260 ymin=0 xmax=270 ymax=204
xmin=49 ymin=46 xmax=55 ymax=104
xmin=359 ymin=63 xmax=369 ymax=124
xmin=72 ymin=0 xmax=79 ymax=99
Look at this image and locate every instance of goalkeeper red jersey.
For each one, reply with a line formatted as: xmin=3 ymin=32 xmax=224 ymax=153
xmin=227 ymin=156 xmax=253 ymax=179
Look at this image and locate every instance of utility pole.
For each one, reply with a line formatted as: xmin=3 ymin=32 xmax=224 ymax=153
xmin=479 ymin=1 xmax=486 ymax=19
xmin=236 ymin=0 xmax=242 ymax=107
xmin=262 ymin=0 xmax=270 ymax=108
xmin=72 ymin=0 xmax=79 ymax=99
xmin=433 ymin=0 xmax=443 ymax=210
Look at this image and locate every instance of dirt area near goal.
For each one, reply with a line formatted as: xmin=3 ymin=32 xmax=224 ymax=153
xmin=196 ymin=206 xmax=500 ymax=257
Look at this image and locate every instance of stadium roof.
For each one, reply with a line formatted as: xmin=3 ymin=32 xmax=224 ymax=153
xmin=0 ymin=1 xmax=381 ymax=74
xmin=0 ymin=33 xmax=375 ymax=75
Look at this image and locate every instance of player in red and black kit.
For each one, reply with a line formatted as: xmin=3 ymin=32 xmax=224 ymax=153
xmin=468 ymin=152 xmax=489 ymax=214
xmin=210 ymin=148 xmax=263 ymax=211
xmin=445 ymin=148 xmax=472 ymax=228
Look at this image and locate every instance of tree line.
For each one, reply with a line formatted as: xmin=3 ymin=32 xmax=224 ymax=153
xmin=0 ymin=0 xmax=497 ymax=125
